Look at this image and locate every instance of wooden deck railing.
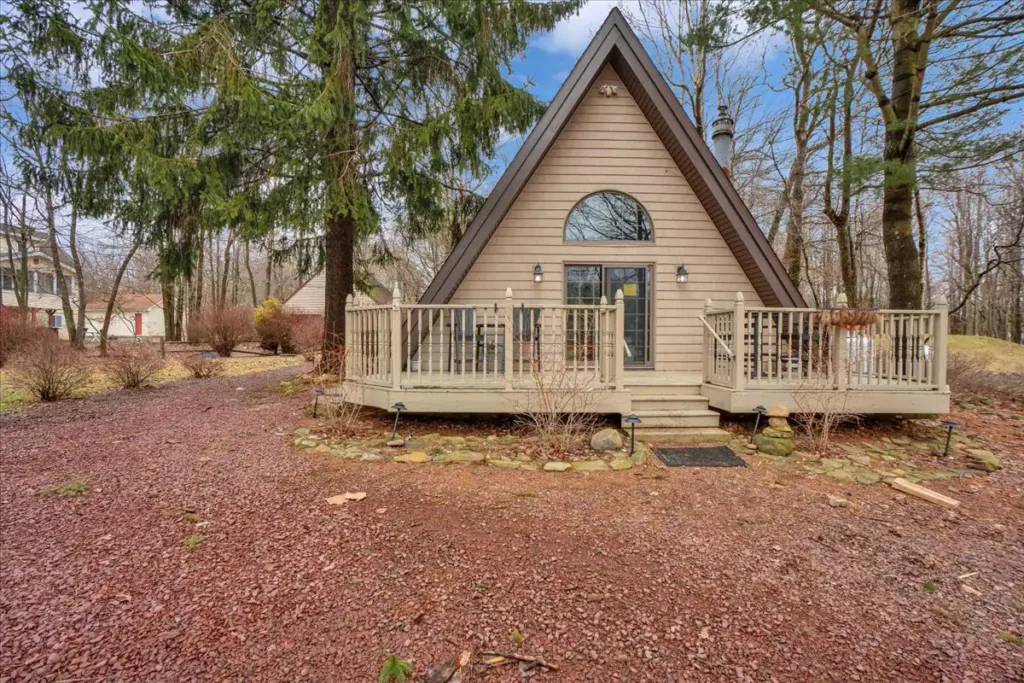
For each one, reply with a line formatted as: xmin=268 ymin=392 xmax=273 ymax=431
xmin=702 ymin=293 xmax=949 ymax=392
xmin=345 ymin=286 xmax=626 ymax=391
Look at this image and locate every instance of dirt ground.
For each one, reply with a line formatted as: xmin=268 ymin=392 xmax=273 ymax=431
xmin=1 ymin=367 xmax=1021 ymax=682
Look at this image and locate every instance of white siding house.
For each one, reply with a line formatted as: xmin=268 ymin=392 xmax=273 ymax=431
xmin=84 ymin=293 xmax=166 ymax=339
xmin=1 ymin=230 xmax=79 ymax=339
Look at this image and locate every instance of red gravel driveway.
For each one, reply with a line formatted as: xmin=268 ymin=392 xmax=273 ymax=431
xmin=1 ymin=369 xmax=1022 ymax=682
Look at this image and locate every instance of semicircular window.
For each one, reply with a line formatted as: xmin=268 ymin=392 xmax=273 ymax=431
xmin=564 ymin=191 xmax=653 ymax=242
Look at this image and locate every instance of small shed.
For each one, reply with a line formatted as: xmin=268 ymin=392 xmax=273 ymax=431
xmin=85 ymin=293 xmax=165 ymax=339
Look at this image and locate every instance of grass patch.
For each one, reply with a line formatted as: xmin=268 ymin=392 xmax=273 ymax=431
xmin=41 ymin=480 xmax=89 ymax=497
xmin=0 ymin=355 xmax=304 ymax=414
xmin=1002 ymin=633 xmax=1023 ymax=646
xmin=922 ymin=579 xmax=937 ymax=593
xmin=949 ymin=335 xmax=1024 ymax=373
xmin=184 ymin=534 xmax=207 ymax=549
xmin=182 ymin=512 xmax=201 ymax=523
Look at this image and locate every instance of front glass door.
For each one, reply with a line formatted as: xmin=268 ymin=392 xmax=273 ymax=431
xmin=565 ymin=265 xmax=652 ymax=368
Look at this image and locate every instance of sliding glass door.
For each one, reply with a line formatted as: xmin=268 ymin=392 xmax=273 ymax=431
xmin=565 ymin=264 xmax=652 ymax=368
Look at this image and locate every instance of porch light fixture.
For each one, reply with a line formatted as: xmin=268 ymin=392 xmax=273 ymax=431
xmin=533 ymin=264 xmax=543 ymax=283
xmin=624 ymin=413 xmax=642 ymax=455
xmin=676 ymin=265 xmax=689 ymax=283
xmin=752 ymin=405 xmax=766 ymax=441
xmin=940 ymin=419 xmax=958 ymax=459
xmin=390 ymin=402 xmax=406 ymax=441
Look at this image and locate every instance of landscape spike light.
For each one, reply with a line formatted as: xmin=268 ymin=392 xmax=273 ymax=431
xmin=390 ymin=402 xmax=406 ymax=440
xmin=940 ymin=419 xmax=958 ymax=459
xmin=624 ymin=413 xmax=641 ymax=455
xmin=311 ymin=387 xmax=324 ymax=418
xmin=752 ymin=405 xmax=767 ymax=440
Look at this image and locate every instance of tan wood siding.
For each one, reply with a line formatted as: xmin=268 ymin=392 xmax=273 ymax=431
xmin=450 ymin=64 xmax=762 ymax=372
xmin=284 ymin=273 xmax=381 ymax=314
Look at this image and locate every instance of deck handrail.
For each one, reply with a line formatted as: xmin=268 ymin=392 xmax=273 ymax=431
xmin=344 ymin=287 xmax=626 ymax=391
xmin=698 ymin=315 xmax=734 ymax=358
xmin=701 ymin=292 xmax=950 ymax=393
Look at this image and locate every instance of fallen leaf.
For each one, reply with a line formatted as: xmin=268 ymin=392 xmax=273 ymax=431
xmin=458 ymin=651 xmax=472 ymax=668
xmin=326 ymin=492 xmax=367 ymax=505
xmin=376 ymin=507 xmax=387 ymax=514
xmin=484 ymin=656 xmax=505 ymax=665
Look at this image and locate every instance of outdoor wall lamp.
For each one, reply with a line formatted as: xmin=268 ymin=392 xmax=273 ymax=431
xmin=533 ymin=264 xmax=543 ymax=283
xmin=676 ymin=265 xmax=689 ymax=283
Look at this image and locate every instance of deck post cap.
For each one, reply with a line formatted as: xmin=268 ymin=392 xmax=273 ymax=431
xmin=345 ymin=293 xmax=354 ymax=304
xmin=934 ymin=293 xmax=948 ymax=308
xmin=836 ymin=293 xmax=848 ymax=308
xmin=600 ymin=294 xmax=608 ymax=305
xmin=734 ymin=291 xmax=744 ymax=302
xmin=614 ymin=288 xmax=624 ymax=302
xmin=505 ymin=287 xmax=513 ymax=299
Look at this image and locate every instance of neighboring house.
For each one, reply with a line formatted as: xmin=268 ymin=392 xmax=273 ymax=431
xmin=283 ymin=273 xmax=392 ymax=314
xmin=336 ymin=9 xmax=950 ymax=436
xmin=0 ymin=228 xmax=79 ymax=339
xmin=84 ymin=293 xmax=166 ymax=339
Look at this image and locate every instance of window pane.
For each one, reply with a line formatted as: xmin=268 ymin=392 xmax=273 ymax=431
xmin=565 ymin=192 xmax=652 ymax=242
xmin=565 ymin=265 xmax=602 ymax=305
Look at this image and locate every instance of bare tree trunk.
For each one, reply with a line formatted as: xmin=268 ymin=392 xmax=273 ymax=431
xmin=99 ymin=234 xmax=142 ymax=357
xmin=244 ymin=241 xmax=258 ymax=308
xmin=3 ymin=196 xmax=31 ymax=321
xmin=42 ymin=176 xmax=78 ymax=346
xmin=230 ymin=245 xmax=240 ymax=305
xmin=319 ymin=0 xmax=357 ymax=371
xmin=193 ymin=235 xmax=204 ymax=313
xmin=219 ymin=231 xmax=234 ymax=306
xmin=67 ymin=203 xmax=88 ymax=345
xmin=825 ymin=61 xmax=858 ymax=306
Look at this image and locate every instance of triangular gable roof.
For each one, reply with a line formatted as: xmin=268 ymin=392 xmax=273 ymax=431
xmin=421 ymin=8 xmax=803 ymax=308
xmin=85 ymin=293 xmax=162 ymax=312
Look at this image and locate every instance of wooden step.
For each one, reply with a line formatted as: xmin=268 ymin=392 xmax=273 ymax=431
xmin=633 ymin=428 xmax=733 ymax=445
xmin=622 ymin=410 xmax=720 ymax=429
xmin=625 ymin=383 xmax=703 ymax=397
xmin=630 ymin=394 xmax=710 ymax=411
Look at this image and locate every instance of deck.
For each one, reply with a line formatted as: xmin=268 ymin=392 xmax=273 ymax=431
xmin=332 ymin=289 xmax=951 ymax=417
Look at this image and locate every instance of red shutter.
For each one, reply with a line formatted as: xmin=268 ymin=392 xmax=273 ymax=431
xmin=134 ymin=313 xmax=143 ymax=336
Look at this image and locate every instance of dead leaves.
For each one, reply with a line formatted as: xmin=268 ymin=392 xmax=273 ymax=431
xmin=417 ymin=649 xmax=558 ymax=682
xmin=325 ymin=491 xmax=367 ymax=505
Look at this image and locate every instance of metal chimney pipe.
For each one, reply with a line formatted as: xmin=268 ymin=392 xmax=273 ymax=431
xmin=711 ymin=104 xmax=735 ymax=175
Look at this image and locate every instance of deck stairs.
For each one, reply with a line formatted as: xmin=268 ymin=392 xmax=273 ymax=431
xmin=621 ymin=373 xmax=731 ymax=444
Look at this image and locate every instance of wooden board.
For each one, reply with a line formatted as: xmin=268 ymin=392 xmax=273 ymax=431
xmin=890 ymin=478 xmax=961 ymax=509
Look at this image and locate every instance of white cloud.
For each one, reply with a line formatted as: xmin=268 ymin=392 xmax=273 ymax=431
xmin=536 ymin=1 xmax=642 ymax=56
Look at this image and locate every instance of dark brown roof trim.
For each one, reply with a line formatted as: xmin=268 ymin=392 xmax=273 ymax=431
xmin=420 ymin=8 xmax=804 ymax=308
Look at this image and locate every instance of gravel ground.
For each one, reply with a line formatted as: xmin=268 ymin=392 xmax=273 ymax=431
xmin=1 ymin=369 xmax=1022 ymax=682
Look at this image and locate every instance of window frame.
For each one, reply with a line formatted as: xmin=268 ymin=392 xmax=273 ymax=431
xmin=562 ymin=190 xmax=655 ymax=245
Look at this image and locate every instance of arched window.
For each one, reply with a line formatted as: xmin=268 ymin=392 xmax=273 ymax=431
xmin=564 ymin=191 xmax=653 ymax=242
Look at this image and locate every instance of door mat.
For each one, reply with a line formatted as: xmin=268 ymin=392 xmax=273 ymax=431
xmin=654 ymin=446 xmax=747 ymax=468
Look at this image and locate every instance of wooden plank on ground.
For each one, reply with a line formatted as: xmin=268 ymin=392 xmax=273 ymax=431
xmin=890 ymin=478 xmax=961 ymax=509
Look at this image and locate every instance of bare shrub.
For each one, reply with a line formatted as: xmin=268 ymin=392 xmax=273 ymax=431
xmin=106 ymin=342 xmax=165 ymax=388
xmin=315 ymin=346 xmax=363 ymax=434
xmin=289 ymin=315 xmax=324 ymax=362
xmin=9 ymin=337 xmax=90 ymax=401
xmin=514 ymin=334 xmax=601 ymax=455
xmin=791 ymin=380 xmax=861 ymax=454
xmin=181 ymin=354 xmax=224 ymax=379
xmin=0 ymin=308 xmax=49 ymax=367
xmin=947 ymin=351 xmax=992 ymax=391
xmin=188 ymin=306 xmax=253 ymax=357
xmin=253 ymin=297 xmax=299 ymax=354
xmin=947 ymin=352 xmax=1024 ymax=402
